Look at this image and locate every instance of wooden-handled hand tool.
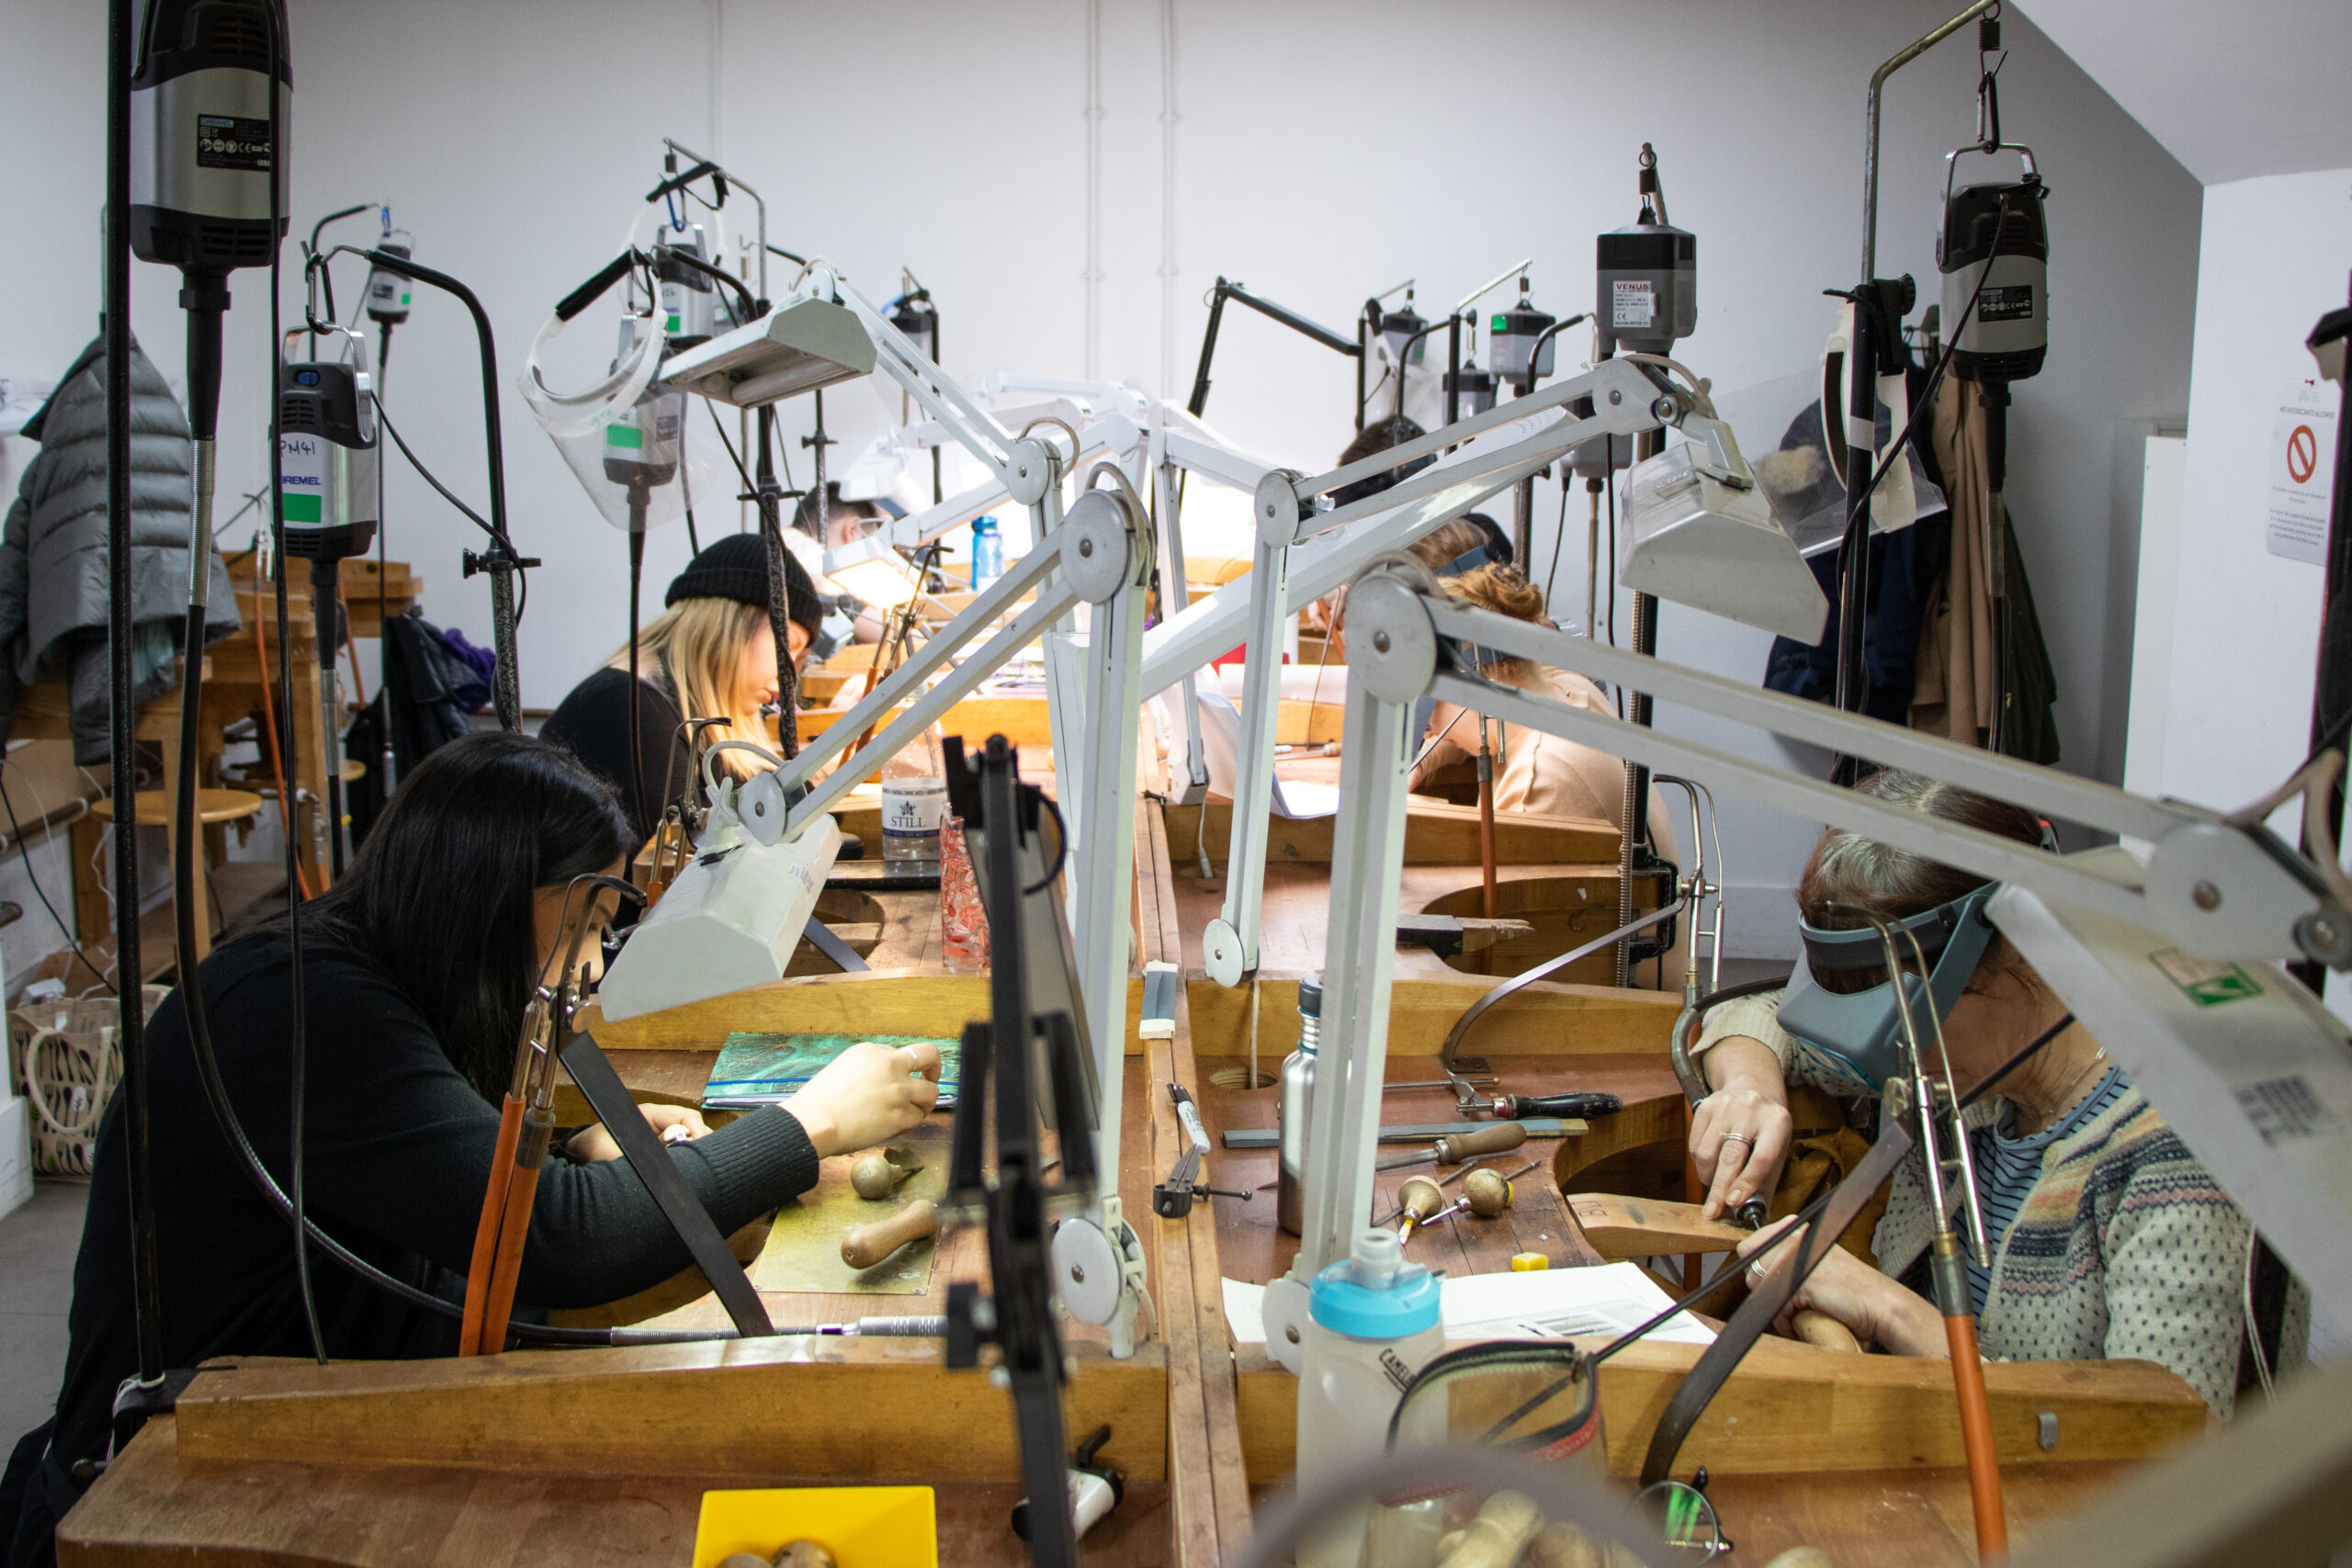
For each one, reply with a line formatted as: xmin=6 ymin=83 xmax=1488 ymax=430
xmin=1463 ymin=1159 xmax=1538 ymax=1219
xmin=1394 ymin=1175 xmax=1448 ymax=1245
xmin=842 ymin=1198 xmax=940 ymax=1270
xmin=1490 ymin=1090 xmax=1621 ymax=1120
xmin=851 ymin=1146 xmax=922 ymax=1200
xmin=1375 ymin=1121 xmax=1527 ymax=1172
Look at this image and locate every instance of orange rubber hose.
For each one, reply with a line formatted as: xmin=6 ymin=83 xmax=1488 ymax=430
xmin=478 ymin=1112 xmax=554 ymax=1356
xmin=458 ymin=1094 xmax=526 ymax=1356
xmin=478 ymin=1161 xmax=542 ymax=1357
xmin=1945 ymin=1311 xmax=2008 ymax=1561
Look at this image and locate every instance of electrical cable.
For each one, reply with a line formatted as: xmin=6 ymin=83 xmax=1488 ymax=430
xmin=1543 ymin=468 xmax=1571 ymax=620
xmin=706 ymin=397 xmax=755 ymax=495
xmin=1024 ymin=792 xmax=1071 ymax=896
xmin=261 ymin=2 xmax=327 ymax=1363
xmin=246 ymin=592 xmax=316 ymax=899
xmin=1605 ymin=466 xmax=1619 ymax=660
xmin=1954 ymin=1009 xmax=2076 ymax=1112
xmin=369 ymin=395 xmax=516 ymax=558
xmin=0 ymin=778 xmax=110 ymax=993
xmin=707 ymin=396 xmax=797 ymax=518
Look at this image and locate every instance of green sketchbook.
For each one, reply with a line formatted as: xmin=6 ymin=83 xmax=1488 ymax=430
xmin=702 ymin=1032 xmax=959 ymax=1111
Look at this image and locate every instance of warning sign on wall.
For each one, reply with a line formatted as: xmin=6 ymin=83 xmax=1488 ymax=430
xmin=2267 ymin=378 xmax=2338 ymax=564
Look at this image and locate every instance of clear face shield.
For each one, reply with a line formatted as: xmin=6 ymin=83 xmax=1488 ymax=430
xmin=1772 ymin=886 xmax=1998 ymax=1094
xmin=519 ymin=218 xmax=732 ymax=536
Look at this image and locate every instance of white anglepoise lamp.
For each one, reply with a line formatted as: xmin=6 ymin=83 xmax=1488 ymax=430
xmin=823 ymin=532 xmax=923 ymax=609
xmin=658 ymin=297 xmax=878 ymax=407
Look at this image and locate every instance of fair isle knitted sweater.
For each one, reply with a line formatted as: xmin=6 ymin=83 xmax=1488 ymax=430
xmin=1697 ymin=992 xmax=2259 ymax=1415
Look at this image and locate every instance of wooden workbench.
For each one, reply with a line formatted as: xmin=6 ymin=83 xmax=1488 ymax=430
xmin=52 ymin=786 xmax=2217 ymax=1568
xmin=1151 ymin=797 xmax=2213 ymax=1567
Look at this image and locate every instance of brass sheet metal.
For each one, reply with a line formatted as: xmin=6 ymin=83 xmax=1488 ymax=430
xmin=750 ymin=1128 xmax=952 ymax=1296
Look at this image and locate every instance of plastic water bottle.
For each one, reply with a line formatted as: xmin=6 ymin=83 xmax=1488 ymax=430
xmin=879 ymin=725 xmax=948 ymax=865
xmin=1296 ymin=1229 xmax=1446 ymax=1568
xmin=1278 ymin=974 xmax=1321 ymax=1236
xmin=971 ymin=513 xmax=1004 ymax=589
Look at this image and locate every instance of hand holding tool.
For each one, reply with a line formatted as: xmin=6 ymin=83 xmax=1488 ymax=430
xmin=1728 ymin=1198 xmax=1863 ymax=1354
xmin=842 ymin=1198 xmax=939 ymax=1269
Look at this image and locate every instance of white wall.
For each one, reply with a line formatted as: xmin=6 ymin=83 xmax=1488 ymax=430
xmin=2153 ymin=168 xmax=2352 ymax=820
xmin=3 ymin=0 xmax=2202 ymax=957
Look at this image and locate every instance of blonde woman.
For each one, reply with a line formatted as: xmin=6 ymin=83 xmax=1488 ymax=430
xmin=1409 ymin=556 xmax=1687 ymax=987
xmin=542 ymin=535 xmax=822 ymax=842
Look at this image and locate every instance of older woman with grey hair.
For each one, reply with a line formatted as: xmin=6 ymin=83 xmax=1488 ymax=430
xmin=1686 ymin=770 xmax=2292 ymax=1414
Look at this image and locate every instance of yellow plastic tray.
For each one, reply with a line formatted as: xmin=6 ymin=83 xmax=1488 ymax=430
xmin=693 ymin=1486 xmax=938 ymax=1568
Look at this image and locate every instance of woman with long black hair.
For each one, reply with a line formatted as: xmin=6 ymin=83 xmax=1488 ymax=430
xmin=1 ymin=732 xmax=938 ymax=1564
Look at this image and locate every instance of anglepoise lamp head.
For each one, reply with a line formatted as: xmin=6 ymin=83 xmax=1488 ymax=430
xmin=1618 ymin=416 xmax=1829 ymax=645
xmin=822 ymin=531 xmax=922 ymax=608
xmin=658 ymin=295 xmax=877 ymax=408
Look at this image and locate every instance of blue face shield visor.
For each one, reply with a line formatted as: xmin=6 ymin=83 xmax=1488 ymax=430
xmin=1772 ymin=886 xmax=1997 ymax=1094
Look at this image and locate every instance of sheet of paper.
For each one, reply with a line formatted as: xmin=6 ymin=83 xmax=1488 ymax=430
xmin=2267 ymin=378 xmax=2337 ymax=565
xmin=1222 ymin=1263 xmax=1713 ymax=1348
xmin=1440 ymin=1263 xmax=1715 ymax=1346
xmin=1222 ymin=1277 xmax=1268 ymax=1344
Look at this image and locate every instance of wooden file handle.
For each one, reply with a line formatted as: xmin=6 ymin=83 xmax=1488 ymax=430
xmin=1433 ymin=1122 xmax=1526 ymax=1164
xmin=842 ymin=1199 xmax=939 ymax=1270
xmin=1398 ymin=1174 xmax=1447 ymax=1224
xmin=1791 ymin=1309 xmax=1862 ymax=1352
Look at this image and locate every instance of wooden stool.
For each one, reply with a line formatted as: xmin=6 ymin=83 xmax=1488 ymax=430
xmin=93 ymin=789 xmax=267 ymax=963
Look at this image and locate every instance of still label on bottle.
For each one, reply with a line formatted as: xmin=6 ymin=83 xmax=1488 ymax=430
xmin=881 ymin=779 xmax=947 ymax=839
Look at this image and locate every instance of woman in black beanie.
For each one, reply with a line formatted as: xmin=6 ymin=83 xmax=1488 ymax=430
xmin=541 ymin=535 xmax=824 ymax=844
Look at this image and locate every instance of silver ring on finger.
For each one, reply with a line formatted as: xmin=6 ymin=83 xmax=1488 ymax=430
xmin=1718 ymin=1132 xmax=1754 ymax=1152
xmin=1747 ymin=1258 xmax=1770 ymax=1286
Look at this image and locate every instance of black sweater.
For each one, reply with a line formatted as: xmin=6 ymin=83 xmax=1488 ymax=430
xmin=540 ymin=667 xmax=693 ymax=845
xmin=29 ymin=931 xmax=818 ymax=1475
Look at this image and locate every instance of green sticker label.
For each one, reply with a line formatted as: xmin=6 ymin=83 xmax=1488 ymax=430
xmin=281 ymin=492 xmax=322 ymax=524
xmin=1492 ymin=313 xmax=1509 ymax=331
xmin=605 ymin=423 xmax=644 ymax=449
xmin=2151 ymin=948 xmax=2263 ymax=1007
xmin=666 ymin=313 xmax=682 ymax=332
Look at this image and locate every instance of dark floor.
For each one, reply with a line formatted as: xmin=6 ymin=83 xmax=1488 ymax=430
xmin=1 ymin=1180 xmax=85 ymax=1446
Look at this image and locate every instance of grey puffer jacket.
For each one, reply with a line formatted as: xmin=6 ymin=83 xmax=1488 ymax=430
xmin=0 ymin=333 xmax=241 ymax=765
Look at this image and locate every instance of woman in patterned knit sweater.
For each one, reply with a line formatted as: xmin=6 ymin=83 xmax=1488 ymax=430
xmin=1686 ymin=771 xmax=2280 ymax=1415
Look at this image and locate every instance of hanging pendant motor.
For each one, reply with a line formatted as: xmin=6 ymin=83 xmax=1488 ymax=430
xmin=1594 ymin=142 xmax=1695 ymax=359
xmin=1488 ymin=279 xmax=1557 ymax=391
xmin=129 ymin=0 xmax=291 ymax=277
xmin=1937 ymin=150 xmax=2048 ymax=385
xmin=1937 ymin=19 xmax=2049 ymax=389
xmin=277 ymin=327 xmax=379 ymax=564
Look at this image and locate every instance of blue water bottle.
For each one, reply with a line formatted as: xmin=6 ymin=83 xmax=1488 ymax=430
xmin=971 ymin=513 xmax=1004 ymax=589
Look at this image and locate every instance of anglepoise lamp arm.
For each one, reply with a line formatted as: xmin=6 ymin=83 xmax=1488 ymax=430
xmin=1290 ymin=564 xmax=2352 ymax=1359
xmin=1191 ymin=355 xmax=1684 ymax=987
xmin=1189 ymin=276 xmax=1363 ymax=421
